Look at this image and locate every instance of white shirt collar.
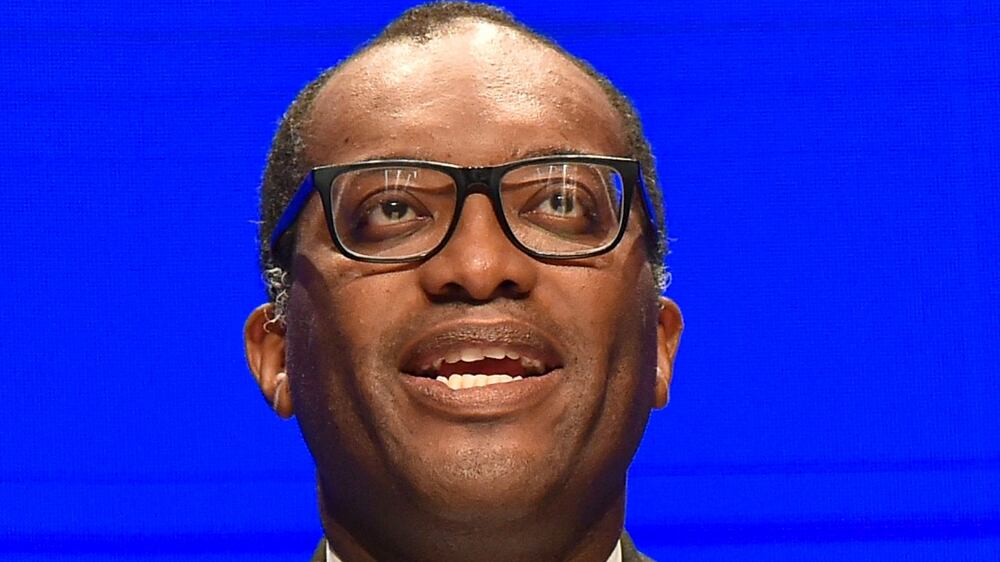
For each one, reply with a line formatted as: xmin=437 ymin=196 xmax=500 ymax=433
xmin=327 ymin=538 xmax=623 ymax=562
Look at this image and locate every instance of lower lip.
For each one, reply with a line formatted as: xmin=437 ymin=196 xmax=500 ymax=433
xmin=399 ymin=370 xmax=563 ymax=420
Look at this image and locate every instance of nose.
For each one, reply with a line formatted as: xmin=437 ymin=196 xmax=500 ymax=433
xmin=418 ymin=193 xmax=538 ymax=302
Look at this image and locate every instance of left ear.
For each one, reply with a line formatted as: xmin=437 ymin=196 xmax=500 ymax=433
xmin=654 ymin=296 xmax=683 ymax=409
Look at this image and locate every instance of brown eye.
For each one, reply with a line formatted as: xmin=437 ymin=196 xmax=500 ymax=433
xmin=541 ymin=190 xmax=578 ymax=216
xmin=349 ymin=192 xmax=432 ymax=243
xmin=526 ymin=184 xmax=594 ymax=220
xmin=372 ymin=199 xmax=416 ymax=224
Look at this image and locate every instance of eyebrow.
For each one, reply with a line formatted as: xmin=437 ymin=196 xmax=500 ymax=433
xmin=509 ymin=146 xmax=588 ymax=160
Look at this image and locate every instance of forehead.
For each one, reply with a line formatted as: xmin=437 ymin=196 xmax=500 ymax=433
xmin=304 ymin=20 xmax=629 ymax=166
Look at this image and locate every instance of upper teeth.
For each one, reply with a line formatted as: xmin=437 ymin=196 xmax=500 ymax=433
xmin=429 ymin=346 xmax=543 ymax=373
xmin=444 ymin=346 xmax=519 ymax=364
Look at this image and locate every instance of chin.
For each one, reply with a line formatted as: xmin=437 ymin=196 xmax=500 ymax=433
xmin=403 ymin=445 xmax=564 ymax=522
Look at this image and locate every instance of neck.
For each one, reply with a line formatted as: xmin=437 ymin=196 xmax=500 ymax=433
xmin=317 ymin=481 xmax=626 ymax=562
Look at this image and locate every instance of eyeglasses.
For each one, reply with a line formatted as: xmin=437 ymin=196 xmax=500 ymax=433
xmin=270 ymin=154 xmax=656 ymax=263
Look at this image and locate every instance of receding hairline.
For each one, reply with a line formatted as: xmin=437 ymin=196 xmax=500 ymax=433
xmin=302 ymin=17 xmax=631 ymax=156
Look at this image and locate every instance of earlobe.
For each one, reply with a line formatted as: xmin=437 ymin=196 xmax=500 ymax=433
xmin=654 ymin=297 xmax=683 ymax=410
xmin=244 ymin=304 xmax=294 ymax=419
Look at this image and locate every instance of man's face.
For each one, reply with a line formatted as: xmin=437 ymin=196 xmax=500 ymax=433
xmin=264 ymin=22 xmax=671 ymax=534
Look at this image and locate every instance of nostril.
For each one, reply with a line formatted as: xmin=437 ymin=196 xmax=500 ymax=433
xmin=496 ymin=279 xmax=528 ymax=300
xmin=431 ymin=282 xmax=474 ymax=303
xmin=426 ymin=279 xmax=528 ymax=304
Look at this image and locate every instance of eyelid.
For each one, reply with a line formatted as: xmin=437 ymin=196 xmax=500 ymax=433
xmin=342 ymin=181 xmax=453 ymax=209
xmin=357 ymin=189 xmax=430 ymax=215
xmin=345 ymin=180 xmax=454 ymax=194
xmin=501 ymin=176 xmax=596 ymax=196
xmin=504 ymin=176 xmax=601 ymax=205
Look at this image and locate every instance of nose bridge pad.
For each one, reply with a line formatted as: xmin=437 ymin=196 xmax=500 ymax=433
xmin=455 ymin=188 xmax=504 ymax=236
xmin=445 ymin=182 xmax=519 ymax=257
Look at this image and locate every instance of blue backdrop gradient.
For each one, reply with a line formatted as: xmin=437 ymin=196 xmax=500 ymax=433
xmin=2 ymin=1 xmax=998 ymax=560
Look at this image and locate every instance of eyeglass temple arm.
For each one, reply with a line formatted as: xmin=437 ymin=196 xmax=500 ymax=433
xmin=270 ymin=173 xmax=317 ymax=251
xmin=636 ymin=169 xmax=661 ymax=234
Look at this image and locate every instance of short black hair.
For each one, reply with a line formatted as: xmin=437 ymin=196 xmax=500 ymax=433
xmin=258 ymin=1 xmax=668 ymax=310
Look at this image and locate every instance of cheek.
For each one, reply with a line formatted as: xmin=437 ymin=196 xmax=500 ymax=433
xmin=538 ymin=250 xmax=657 ymax=478
xmin=550 ymin=232 xmax=658 ymax=398
xmin=551 ymin=229 xmax=654 ymax=340
xmin=282 ymin=268 xmax=353 ymax=419
xmin=283 ymin=253 xmax=423 ymax=474
xmin=285 ymin=245 xmax=432 ymax=410
xmin=282 ymin=251 xmax=378 ymax=402
xmin=286 ymin=252 xmax=408 ymax=367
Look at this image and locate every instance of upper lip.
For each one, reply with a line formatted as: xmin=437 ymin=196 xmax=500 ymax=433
xmin=399 ymin=318 xmax=565 ymax=378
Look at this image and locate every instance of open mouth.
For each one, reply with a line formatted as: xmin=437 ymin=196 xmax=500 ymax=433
xmin=411 ymin=346 xmax=553 ymax=390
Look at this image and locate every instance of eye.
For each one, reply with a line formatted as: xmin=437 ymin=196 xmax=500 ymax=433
xmin=538 ymin=189 xmax=581 ymax=216
xmin=526 ymin=184 xmax=594 ymax=219
xmin=369 ymin=199 xmax=417 ymax=225
xmin=515 ymin=183 xmax=603 ymax=237
xmin=350 ymin=191 xmax=433 ymax=242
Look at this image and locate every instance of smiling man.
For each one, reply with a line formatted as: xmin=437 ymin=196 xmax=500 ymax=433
xmin=243 ymin=3 xmax=682 ymax=561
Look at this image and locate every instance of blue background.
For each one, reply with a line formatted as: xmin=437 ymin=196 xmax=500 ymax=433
xmin=2 ymin=1 xmax=999 ymax=560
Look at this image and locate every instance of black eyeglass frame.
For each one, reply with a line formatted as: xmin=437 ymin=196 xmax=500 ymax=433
xmin=270 ymin=154 xmax=657 ymax=264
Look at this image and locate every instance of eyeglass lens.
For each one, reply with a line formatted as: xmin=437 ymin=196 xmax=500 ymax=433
xmin=329 ymin=162 xmax=625 ymax=259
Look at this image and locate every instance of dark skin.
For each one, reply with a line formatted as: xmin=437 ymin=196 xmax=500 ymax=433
xmin=245 ymin=20 xmax=682 ymax=562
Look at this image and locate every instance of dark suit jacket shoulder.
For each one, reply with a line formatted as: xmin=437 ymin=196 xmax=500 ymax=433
xmin=310 ymin=531 xmax=654 ymax=561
